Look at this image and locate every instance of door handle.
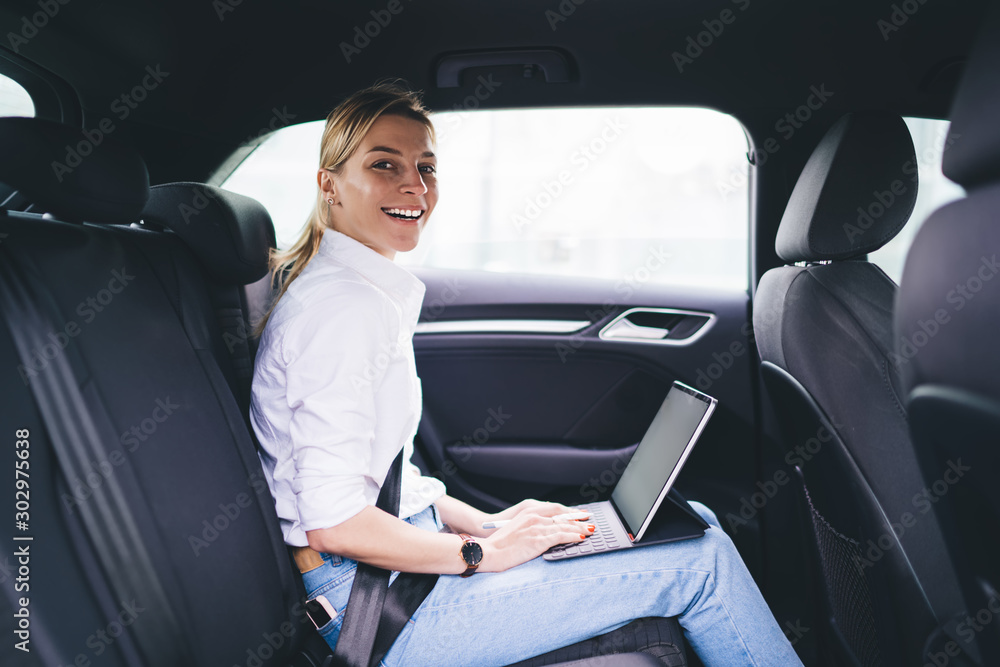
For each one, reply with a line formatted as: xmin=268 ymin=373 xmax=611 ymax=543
xmin=598 ymin=307 xmax=715 ymax=345
xmin=601 ymin=318 xmax=671 ymax=341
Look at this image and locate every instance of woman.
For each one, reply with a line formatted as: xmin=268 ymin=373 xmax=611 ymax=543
xmin=249 ymin=82 xmax=802 ymax=667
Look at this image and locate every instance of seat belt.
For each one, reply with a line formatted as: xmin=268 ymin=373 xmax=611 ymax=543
xmin=0 ymin=247 xmax=194 ymax=666
xmin=332 ymin=451 xmax=440 ymax=667
xmin=370 ymin=569 xmax=439 ymax=666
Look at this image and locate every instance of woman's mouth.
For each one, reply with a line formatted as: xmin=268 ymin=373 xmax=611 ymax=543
xmin=382 ymin=207 xmax=424 ymax=223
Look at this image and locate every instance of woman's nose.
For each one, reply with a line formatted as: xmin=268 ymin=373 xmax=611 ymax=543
xmin=399 ymin=166 xmax=428 ymax=196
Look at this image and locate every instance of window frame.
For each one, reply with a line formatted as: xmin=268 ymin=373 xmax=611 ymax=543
xmin=0 ymin=48 xmax=82 ymax=124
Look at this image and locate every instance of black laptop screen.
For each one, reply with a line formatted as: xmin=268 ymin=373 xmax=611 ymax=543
xmin=611 ymin=384 xmax=712 ymax=536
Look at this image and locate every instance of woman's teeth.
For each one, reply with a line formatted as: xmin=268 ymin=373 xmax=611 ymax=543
xmin=383 ymin=208 xmax=422 ymax=220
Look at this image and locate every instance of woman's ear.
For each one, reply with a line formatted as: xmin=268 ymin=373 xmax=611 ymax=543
xmin=317 ymin=168 xmax=336 ymax=204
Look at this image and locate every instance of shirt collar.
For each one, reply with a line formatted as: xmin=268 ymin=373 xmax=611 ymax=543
xmin=315 ymin=227 xmax=426 ymax=328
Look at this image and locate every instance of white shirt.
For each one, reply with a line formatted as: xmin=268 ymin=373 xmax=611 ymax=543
xmin=249 ymin=228 xmax=446 ymax=547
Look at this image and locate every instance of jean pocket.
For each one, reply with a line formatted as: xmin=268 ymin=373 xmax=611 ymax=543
xmin=304 ymin=559 xmax=357 ymax=616
xmin=316 ymin=612 xmax=345 ymax=653
xmin=302 ymin=554 xmax=352 ymax=594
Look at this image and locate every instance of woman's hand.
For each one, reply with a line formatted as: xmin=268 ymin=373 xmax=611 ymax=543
xmin=435 ymin=495 xmax=587 ymax=538
xmin=487 ymin=498 xmax=578 ymax=524
xmin=436 ymin=494 xmax=594 ymax=570
xmin=478 ymin=510 xmax=595 ymax=572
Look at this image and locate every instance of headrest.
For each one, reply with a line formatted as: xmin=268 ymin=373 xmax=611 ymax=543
xmin=0 ymin=116 xmax=149 ymax=223
xmin=894 ymin=184 xmax=1000 ymax=401
xmin=941 ymin=5 xmax=1000 ymax=189
xmin=775 ymin=112 xmax=917 ymax=263
xmin=142 ymin=183 xmax=276 ymax=285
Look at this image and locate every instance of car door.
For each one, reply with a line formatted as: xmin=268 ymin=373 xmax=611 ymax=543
xmin=410 ymin=267 xmax=762 ymax=562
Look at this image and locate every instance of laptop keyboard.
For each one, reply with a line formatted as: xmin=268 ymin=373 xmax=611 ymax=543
xmin=545 ymin=503 xmax=625 ymax=559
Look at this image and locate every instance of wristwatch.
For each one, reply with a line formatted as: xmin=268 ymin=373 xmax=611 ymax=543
xmin=458 ymin=533 xmax=483 ymax=577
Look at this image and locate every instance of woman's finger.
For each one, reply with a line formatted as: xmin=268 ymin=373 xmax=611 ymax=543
xmin=536 ymin=517 xmax=595 ymax=542
xmin=549 ymin=525 xmax=593 ymax=547
xmin=521 ymin=501 xmax=583 ymax=518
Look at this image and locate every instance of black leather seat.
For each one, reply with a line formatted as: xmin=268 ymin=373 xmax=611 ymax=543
xmin=894 ymin=6 xmax=1000 ymax=665
xmin=0 ymin=118 xmax=687 ymax=666
xmin=753 ymin=112 xmax=968 ymax=665
xmin=0 ymin=117 xmax=310 ymax=666
xmin=139 ymin=181 xmax=279 ymax=434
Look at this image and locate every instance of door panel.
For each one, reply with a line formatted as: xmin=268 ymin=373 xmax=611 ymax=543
xmin=410 ymin=267 xmax=762 ymax=566
xmin=448 ymin=443 xmax=640 ymax=486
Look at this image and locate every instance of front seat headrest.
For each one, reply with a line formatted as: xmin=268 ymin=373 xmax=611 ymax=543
xmin=775 ymin=112 xmax=917 ymax=263
xmin=0 ymin=116 xmax=149 ymax=223
xmin=141 ymin=183 xmax=277 ymax=286
xmin=941 ymin=5 xmax=1000 ymax=189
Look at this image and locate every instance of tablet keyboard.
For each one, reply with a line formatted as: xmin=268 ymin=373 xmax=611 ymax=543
xmin=544 ymin=502 xmax=628 ymax=560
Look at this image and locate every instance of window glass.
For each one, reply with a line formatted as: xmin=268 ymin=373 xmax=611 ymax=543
xmin=868 ymin=118 xmax=964 ymax=282
xmin=223 ymin=107 xmax=750 ymax=290
xmin=222 ymin=121 xmax=324 ymax=249
xmin=0 ymin=73 xmax=34 ymax=118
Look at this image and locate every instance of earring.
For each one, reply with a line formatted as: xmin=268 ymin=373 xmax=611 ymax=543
xmin=327 ymin=198 xmax=333 ymax=204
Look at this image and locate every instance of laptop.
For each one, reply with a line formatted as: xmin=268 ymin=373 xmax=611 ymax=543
xmin=544 ymin=381 xmax=717 ymax=561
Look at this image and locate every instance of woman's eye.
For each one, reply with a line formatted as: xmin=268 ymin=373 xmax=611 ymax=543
xmin=420 ymin=164 xmax=437 ymax=174
xmin=372 ymin=160 xmax=394 ymax=170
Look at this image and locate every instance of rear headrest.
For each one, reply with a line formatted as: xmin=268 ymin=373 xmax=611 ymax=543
xmin=0 ymin=116 xmax=149 ymax=223
xmin=142 ymin=183 xmax=276 ymax=285
xmin=775 ymin=112 xmax=917 ymax=263
xmin=941 ymin=5 xmax=1000 ymax=189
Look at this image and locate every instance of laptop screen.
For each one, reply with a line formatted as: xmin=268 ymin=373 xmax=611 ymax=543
xmin=611 ymin=382 xmax=715 ymax=537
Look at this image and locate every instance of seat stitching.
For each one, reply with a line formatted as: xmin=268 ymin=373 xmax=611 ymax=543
xmin=881 ymin=358 xmax=907 ymax=419
xmin=797 ymin=269 xmax=900 ymax=415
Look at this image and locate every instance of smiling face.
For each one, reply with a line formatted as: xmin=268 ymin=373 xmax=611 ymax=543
xmin=318 ymin=113 xmax=437 ymax=260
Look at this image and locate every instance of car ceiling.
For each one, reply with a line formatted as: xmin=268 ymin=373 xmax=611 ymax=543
xmin=0 ymin=0 xmax=990 ymax=181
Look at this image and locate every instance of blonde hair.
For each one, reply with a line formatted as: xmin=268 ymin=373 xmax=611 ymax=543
xmin=251 ymin=80 xmax=434 ymax=340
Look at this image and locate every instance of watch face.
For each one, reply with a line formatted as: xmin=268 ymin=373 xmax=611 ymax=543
xmin=462 ymin=541 xmax=483 ymax=566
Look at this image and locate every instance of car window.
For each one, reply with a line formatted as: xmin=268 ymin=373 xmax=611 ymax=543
xmin=868 ymin=117 xmax=964 ymax=283
xmin=222 ymin=107 xmax=750 ymax=290
xmin=0 ymin=72 xmax=34 ymax=117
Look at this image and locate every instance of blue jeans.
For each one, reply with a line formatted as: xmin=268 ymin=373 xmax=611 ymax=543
xmin=300 ymin=502 xmax=802 ymax=667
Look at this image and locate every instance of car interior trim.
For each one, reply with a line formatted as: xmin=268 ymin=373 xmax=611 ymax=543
xmin=414 ymin=318 xmax=590 ymax=335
